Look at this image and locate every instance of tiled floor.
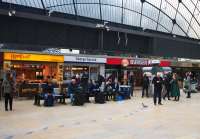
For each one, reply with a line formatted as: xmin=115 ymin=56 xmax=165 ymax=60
xmin=0 ymin=91 xmax=200 ymax=139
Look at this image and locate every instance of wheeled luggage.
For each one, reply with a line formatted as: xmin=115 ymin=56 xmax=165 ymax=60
xmin=119 ymin=85 xmax=131 ymax=99
xmin=72 ymin=93 xmax=85 ymax=106
xmin=44 ymin=94 xmax=54 ymax=107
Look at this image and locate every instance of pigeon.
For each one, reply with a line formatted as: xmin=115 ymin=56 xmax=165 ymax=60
xmin=142 ymin=103 xmax=148 ymax=108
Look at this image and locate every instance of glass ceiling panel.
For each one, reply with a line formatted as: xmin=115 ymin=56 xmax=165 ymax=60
xmin=178 ymin=4 xmax=192 ymax=24
xmin=54 ymin=5 xmax=75 ymax=15
xmin=191 ymin=18 xmax=200 ymax=37
xmin=143 ymin=3 xmax=159 ymax=21
xmin=123 ymin=0 xmax=141 ymax=13
xmin=176 ymin=13 xmax=189 ymax=33
xmin=172 ymin=24 xmax=185 ymax=36
xmin=161 ymin=0 xmax=177 ymax=19
xmin=188 ymin=28 xmax=198 ymax=39
xmin=101 ymin=0 xmax=122 ymax=7
xmin=166 ymin=0 xmax=178 ymax=9
xmin=43 ymin=0 xmax=75 ymax=15
xmin=191 ymin=0 xmax=198 ymax=5
xmin=146 ymin=0 xmax=161 ymax=9
xmin=141 ymin=16 xmax=157 ymax=30
xmin=3 ymin=0 xmax=43 ymax=8
xmin=157 ymin=25 xmax=169 ymax=33
xmin=194 ymin=3 xmax=200 ymax=21
xmin=123 ymin=9 xmax=140 ymax=27
xmin=77 ymin=0 xmax=99 ymax=3
xmin=158 ymin=12 xmax=173 ymax=31
xmin=101 ymin=4 xmax=122 ymax=23
xmin=2 ymin=0 xmax=200 ymax=39
xmin=76 ymin=3 xmax=100 ymax=19
xmin=182 ymin=0 xmax=195 ymax=13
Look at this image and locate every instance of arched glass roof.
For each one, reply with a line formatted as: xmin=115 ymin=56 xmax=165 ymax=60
xmin=2 ymin=0 xmax=200 ymax=39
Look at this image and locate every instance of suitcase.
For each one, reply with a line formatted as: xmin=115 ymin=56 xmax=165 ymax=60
xmin=72 ymin=93 xmax=85 ymax=106
xmin=95 ymin=93 xmax=105 ymax=104
xmin=119 ymin=86 xmax=131 ymax=99
xmin=44 ymin=94 xmax=54 ymax=107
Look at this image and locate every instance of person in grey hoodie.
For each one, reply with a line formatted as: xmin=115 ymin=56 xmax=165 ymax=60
xmin=2 ymin=72 xmax=15 ymax=111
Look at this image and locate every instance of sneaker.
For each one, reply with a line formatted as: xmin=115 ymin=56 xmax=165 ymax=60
xmin=158 ymin=103 xmax=163 ymax=105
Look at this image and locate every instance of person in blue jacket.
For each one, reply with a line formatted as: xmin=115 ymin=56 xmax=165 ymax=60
xmin=89 ymin=80 xmax=100 ymax=95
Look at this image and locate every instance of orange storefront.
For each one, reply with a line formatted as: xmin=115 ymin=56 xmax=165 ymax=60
xmin=3 ymin=52 xmax=64 ymax=83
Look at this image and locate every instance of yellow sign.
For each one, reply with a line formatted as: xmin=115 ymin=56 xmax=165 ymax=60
xmin=4 ymin=52 xmax=64 ymax=62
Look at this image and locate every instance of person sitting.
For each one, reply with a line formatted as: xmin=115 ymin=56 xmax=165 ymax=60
xmin=112 ymin=79 xmax=120 ymax=100
xmin=90 ymin=80 xmax=100 ymax=95
xmin=43 ymin=81 xmax=55 ymax=106
xmin=34 ymin=81 xmax=51 ymax=106
xmin=105 ymin=79 xmax=113 ymax=101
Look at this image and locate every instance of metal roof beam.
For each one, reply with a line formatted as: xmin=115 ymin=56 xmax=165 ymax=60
xmin=40 ymin=0 xmax=46 ymax=10
xmin=72 ymin=0 xmax=77 ymax=16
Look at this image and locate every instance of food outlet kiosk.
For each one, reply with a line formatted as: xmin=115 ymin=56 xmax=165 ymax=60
xmin=63 ymin=55 xmax=106 ymax=81
xmin=106 ymin=57 xmax=152 ymax=85
xmin=3 ymin=52 xmax=64 ymax=82
xmin=3 ymin=52 xmax=64 ymax=97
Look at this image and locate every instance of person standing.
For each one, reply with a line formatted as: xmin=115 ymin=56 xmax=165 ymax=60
xmin=128 ymin=72 xmax=135 ymax=97
xmin=97 ymin=74 xmax=105 ymax=87
xmin=163 ymin=74 xmax=171 ymax=100
xmin=105 ymin=79 xmax=113 ymax=101
xmin=142 ymin=74 xmax=150 ymax=98
xmin=81 ymin=71 xmax=90 ymax=102
xmin=2 ymin=72 xmax=15 ymax=111
xmin=170 ymin=73 xmax=180 ymax=101
xmin=184 ymin=72 xmax=192 ymax=98
xmin=68 ymin=78 xmax=78 ymax=103
xmin=152 ymin=73 xmax=163 ymax=105
xmin=112 ymin=79 xmax=120 ymax=100
xmin=0 ymin=79 xmax=3 ymax=100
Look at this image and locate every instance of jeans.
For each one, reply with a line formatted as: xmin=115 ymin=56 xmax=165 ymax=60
xmin=4 ymin=93 xmax=13 ymax=110
xmin=153 ymin=89 xmax=162 ymax=105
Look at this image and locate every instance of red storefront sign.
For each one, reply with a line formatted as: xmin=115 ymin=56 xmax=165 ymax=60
xmin=159 ymin=61 xmax=171 ymax=67
xmin=106 ymin=58 xmax=123 ymax=65
xmin=107 ymin=58 xmax=171 ymax=67
xmin=107 ymin=58 xmax=150 ymax=66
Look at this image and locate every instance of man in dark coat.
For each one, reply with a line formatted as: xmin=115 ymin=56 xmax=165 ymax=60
xmin=97 ymin=74 xmax=105 ymax=87
xmin=152 ymin=73 xmax=163 ymax=105
xmin=2 ymin=73 xmax=15 ymax=111
xmin=163 ymin=74 xmax=171 ymax=100
xmin=81 ymin=72 xmax=89 ymax=102
xmin=68 ymin=78 xmax=78 ymax=102
xmin=128 ymin=72 xmax=135 ymax=97
xmin=112 ymin=79 xmax=120 ymax=100
xmin=142 ymin=74 xmax=150 ymax=98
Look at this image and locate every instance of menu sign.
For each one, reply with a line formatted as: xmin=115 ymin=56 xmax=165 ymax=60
xmin=64 ymin=55 xmax=106 ymax=63
xmin=4 ymin=52 xmax=64 ymax=62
